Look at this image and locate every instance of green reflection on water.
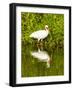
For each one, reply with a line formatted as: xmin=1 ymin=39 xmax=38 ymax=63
xmin=21 ymin=42 xmax=64 ymax=77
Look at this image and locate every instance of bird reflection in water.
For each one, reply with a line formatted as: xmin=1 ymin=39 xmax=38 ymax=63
xmin=30 ymin=45 xmax=52 ymax=68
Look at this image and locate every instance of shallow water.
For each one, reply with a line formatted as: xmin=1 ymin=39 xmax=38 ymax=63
xmin=21 ymin=42 xmax=64 ymax=77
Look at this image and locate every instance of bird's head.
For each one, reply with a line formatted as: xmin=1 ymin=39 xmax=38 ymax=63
xmin=45 ymin=25 xmax=49 ymax=30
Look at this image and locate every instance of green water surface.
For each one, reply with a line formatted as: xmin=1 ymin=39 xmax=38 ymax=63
xmin=21 ymin=42 xmax=64 ymax=77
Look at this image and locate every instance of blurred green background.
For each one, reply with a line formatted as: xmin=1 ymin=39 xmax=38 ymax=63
xmin=21 ymin=12 xmax=64 ymax=48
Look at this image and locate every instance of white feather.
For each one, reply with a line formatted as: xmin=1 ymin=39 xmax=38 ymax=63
xmin=29 ymin=25 xmax=49 ymax=41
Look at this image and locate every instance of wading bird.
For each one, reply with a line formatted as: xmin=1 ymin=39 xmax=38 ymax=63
xmin=29 ymin=25 xmax=50 ymax=43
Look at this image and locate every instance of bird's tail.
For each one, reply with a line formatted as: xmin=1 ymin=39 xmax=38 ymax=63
xmin=29 ymin=34 xmax=32 ymax=38
xmin=29 ymin=34 xmax=33 ymax=38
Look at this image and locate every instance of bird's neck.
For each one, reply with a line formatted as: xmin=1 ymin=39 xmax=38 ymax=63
xmin=45 ymin=29 xmax=49 ymax=32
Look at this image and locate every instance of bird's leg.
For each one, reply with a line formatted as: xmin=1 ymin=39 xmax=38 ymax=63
xmin=40 ymin=45 xmax=43 ymax=51
xmin=40 ymin=39 xmax=43 ymax=46
xmin=37 ymin=39 xmax=40 ymax=46
xmin=41 ymin=39 xmax=43 ymax=42
xmin=38 ymin=39 xmax=40 ymax=44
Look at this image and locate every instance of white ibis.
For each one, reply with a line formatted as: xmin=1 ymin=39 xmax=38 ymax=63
xmin=29 ymin=25 xmax=50 ymax=42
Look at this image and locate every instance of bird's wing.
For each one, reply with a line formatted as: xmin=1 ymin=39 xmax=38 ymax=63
xmin=30 ymin=30 xmax=46 ymax=38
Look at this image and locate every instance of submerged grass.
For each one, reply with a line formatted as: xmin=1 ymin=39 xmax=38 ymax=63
xmin=21 ymin=43 xmax=64 ymax=77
